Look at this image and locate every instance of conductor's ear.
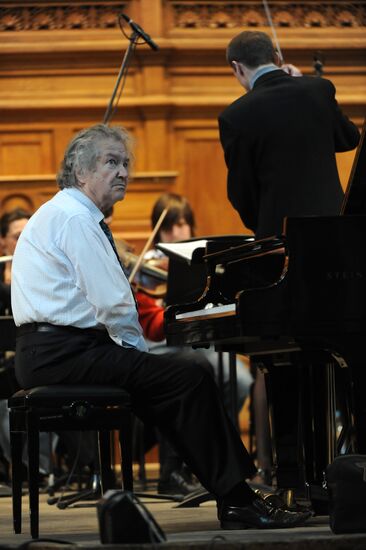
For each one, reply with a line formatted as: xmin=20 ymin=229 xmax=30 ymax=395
xmin=232 ymin=61 xmax=245 ymax=77
xmin=231 ymin=61 xmax=239 ymax=75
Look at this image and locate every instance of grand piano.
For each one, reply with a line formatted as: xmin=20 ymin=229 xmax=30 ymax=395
xmin=164 ymin=121 xmax=366 ymax=507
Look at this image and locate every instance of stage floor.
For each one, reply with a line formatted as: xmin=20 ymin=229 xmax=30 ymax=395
xmin=1 ymin=490 xmax=366 ymax=549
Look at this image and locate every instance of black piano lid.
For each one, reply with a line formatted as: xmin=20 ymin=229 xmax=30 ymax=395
xmin=156 ymin=235 xmax=253 ymax=265
xmin=158 ymin=235 xmax=254 ymax=307
xmin=341 ymin=118 xmax=366 ymax=216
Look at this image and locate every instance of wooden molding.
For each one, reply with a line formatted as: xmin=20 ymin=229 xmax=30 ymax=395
xmin=0 ymin=1 xmax=131 ymax=31
xmin=1 ymin=1 xmax=364 ymax=34
xmin=0 ymin=171 xmax=178 ymax=188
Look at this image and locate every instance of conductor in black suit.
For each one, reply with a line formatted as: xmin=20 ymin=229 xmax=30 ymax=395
xmin=218 ymin=31 xmax=360 ymax=490
xmin=219 ymin=31 xmax=360 ymax=239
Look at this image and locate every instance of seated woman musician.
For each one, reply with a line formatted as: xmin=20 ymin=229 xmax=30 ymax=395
xmin=131 ymin=193 xmax=254 ymax=496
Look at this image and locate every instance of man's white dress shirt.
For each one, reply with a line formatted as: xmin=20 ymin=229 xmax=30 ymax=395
xmin=11 ymin=188 xmax=148 ymax=352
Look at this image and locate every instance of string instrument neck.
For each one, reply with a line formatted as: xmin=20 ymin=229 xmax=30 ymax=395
xmin=121 ymin=250 xmax=168 ymax=282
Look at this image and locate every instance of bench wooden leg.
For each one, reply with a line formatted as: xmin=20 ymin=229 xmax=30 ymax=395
xmin=27 ymin=412 xmax=40 ymax=539
xmin=10 ymin=422 xmax=23 ymax=534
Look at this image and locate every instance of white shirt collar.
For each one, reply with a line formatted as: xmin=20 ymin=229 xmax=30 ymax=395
xmin=250 ymin=64 xmax=279 ymax=89
xmin=63 ymin=187 xmax=104 ymax=223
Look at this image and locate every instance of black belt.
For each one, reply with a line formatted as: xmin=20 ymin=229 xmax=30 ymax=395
xmin=16 ymin=322 xmax=106 ymax=338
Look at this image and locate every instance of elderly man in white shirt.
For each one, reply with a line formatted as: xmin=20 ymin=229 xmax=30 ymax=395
xmin=11 ymin=124 xmax=309 ymax=530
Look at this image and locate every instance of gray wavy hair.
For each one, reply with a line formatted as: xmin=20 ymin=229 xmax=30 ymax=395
xmin=56 ymin=124 xmax=133 ymax=189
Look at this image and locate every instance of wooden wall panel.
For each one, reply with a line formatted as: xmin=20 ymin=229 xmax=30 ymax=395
xmin=0 ymin=131 xmax=54 ymax=175
xmin=173 ymin=124 xmax=247 ymax=236
xmin=0 ymin=175 xmax=56 ymax=214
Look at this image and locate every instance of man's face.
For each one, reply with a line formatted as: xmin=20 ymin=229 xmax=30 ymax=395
xmin=80 ymin=138 xmax=129 ymax=211
xmin=2 ymin=218 xmax=28 ymax=255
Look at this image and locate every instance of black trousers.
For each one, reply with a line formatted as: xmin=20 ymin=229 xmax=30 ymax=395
xmin=15 ymin=330 xmax=256 ymax=497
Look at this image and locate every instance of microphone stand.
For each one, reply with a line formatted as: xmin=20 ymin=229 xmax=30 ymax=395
xmin=103 ymin=31 xmax=139 ymax=125
xmin=313 ymin=52 xmax=324 ymax=77
xmin=104 ymin=14 xmax=159 ymax=124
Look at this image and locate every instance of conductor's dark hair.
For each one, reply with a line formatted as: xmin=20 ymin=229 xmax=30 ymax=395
xmin=226 ymin=31 xmax=276 ymax=69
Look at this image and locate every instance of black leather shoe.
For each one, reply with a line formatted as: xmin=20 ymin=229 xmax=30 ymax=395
xmin=220 ymin=497 xmax=312 ymax=530
xmin=158 ymin=469 xmax=201 ymax=496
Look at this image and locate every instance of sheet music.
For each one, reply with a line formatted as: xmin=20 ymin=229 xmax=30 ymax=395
xmin=156 ymin=239 xmax=208 ymax=263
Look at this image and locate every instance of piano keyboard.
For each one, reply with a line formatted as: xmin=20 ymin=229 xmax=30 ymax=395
xmin=175 ymin=303 xmax=236 ymax=322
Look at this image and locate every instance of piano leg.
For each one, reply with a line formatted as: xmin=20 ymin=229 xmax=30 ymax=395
xmin=261 ymin=348 xmax=358 ymax=514
xmin=263 ymin=353 xmax=332 ymax=498
xmin=215 ymin=349 xmax=239 ymax=431
xmin=251 ymin=365 xmax=272 ymax=483
xmin=228 ymin=351 xmax=239 ymax=431
xmin=319 ymin=337 xmax=366 ymax=454
xmin=217 ymin=351 xmax=224 ymax=402
xmin=264 ymin=355 xmax=308 ymax=491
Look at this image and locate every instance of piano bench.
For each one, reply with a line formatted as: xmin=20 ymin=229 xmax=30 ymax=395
xmin=8 ymin=384 xmax=133 ymax=539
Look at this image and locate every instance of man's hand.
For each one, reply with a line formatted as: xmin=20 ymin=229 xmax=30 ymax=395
xmin=281 ymin=64 xmax=302 ymax=77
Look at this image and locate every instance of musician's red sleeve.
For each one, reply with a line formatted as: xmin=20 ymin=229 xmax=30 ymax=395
xmin=136 ymin=291 xmax=165 ymax=342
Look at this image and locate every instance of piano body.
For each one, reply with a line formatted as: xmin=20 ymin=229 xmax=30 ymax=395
xmin=164 ymin=122 xmax=366 ymax=505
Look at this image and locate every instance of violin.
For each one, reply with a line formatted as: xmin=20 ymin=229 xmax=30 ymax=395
xmin=123 ymin=207 xmax=169 ymax=299
xmin=119 ymin=248 xmax=168 ymax=298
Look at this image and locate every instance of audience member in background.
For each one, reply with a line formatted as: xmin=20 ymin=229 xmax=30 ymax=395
xmin=0 ymin=208 xmax=53 ymax=484
xmin=135 ymin=193 xmax=253 ymax=496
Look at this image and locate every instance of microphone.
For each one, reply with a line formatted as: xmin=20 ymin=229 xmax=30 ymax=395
xmin=120 ymin=14 xmax=159 ymax=51
xmin=313 ymin=51 xmax=324 ymax=77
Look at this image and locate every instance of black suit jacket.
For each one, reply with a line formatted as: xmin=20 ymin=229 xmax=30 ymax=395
xmin=219 ymin=70 xmax=360 ymax=238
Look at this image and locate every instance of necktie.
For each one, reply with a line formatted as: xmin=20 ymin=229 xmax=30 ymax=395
xmin=99 ymin=220 xmax=138 ymax=308
xmin=100 ymin=220 xmax=124 ymax=271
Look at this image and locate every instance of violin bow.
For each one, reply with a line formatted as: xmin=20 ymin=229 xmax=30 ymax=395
xmin=128 ymin=207 xmax=169 ymax=284
xmin=262 ymin=0 xmax=284 ymax=64
xmin=0 ymin=255 xmax=13 ymax=264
